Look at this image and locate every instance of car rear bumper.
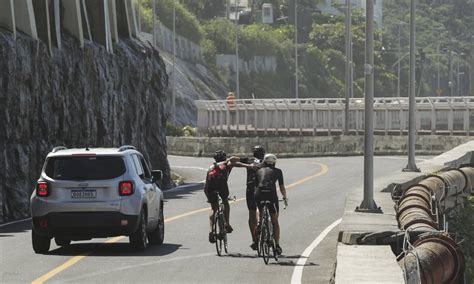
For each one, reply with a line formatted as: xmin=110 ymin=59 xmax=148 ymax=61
xmin=32 ymin=212 xmax=140 ymax=239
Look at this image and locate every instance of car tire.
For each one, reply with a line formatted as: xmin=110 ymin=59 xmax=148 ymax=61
xmin=148 ymin=204 xmax=164 ymax=245
xmin=55 ymin=238 xmax=71 ymax=247
xmin=130 ymin=211 xmax=147 ymax=251
xmin=32 ymin=230 xmax=51 ymax=254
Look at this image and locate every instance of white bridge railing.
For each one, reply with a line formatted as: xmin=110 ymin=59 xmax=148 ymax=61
xmin=196 ymin=97 xmax=474 ymax=136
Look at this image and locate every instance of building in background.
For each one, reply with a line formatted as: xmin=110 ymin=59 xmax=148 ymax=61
xmin=317 ymin=0 xmax=383 ymax=28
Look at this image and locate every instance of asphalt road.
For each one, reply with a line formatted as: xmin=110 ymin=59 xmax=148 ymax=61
xmin=0 ymin=155 xmax=417 ymax=283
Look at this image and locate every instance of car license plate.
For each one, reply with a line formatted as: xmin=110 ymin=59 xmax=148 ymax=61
xmin=71 ymin=190 xmax=96 ymax=199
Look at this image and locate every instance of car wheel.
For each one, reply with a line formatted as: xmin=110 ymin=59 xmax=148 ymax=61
xmin=148 ymin=204 xmax=164 ymax=245
xmin=55 ymin=238 xmax=71 ymax=247
xmin=130 ymin=211 xmax=147 ymax=251
xmin=32 ymin=230 xmax=51 ymax=254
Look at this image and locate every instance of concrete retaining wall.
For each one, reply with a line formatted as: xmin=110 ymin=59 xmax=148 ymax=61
xmin=167 ymin=135 xmax=473 ymax=157
xmin=216 ymin=54 xmax=277 ymax=74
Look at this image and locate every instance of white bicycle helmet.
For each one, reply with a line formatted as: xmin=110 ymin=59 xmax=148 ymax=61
xmin=263 ymin=154 xmax=277 ymax=165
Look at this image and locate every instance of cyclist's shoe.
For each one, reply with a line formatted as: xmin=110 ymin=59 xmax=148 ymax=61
xmin=275 ymin=245 xmax=283 ymax=255
xmin=208 ymin=232 xmax=216 ymax=243
xmin=225 ymin=224 xmax=233 ymax=233
xmin=250 ymin=242 xmax=258 ymax=251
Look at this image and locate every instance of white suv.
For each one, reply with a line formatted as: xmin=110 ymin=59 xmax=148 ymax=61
xmin=30 ymin=146 xmax=164 ymax=253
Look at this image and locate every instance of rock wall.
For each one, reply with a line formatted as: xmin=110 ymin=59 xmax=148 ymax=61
xmin=0 ymin=30 xmax=171 ymax=223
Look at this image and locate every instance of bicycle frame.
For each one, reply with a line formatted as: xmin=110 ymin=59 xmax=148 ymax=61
xmin=257 ymin=201 xmax=278 ymax=264
xmin=212 ymin=195 xmax=228 ymax=256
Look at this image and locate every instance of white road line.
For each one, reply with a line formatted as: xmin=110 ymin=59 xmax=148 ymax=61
xmin=0 ymin=218 xmax=31 ymax=228
xmin=171 ymin=166 xmax=208 ymax=171
xmin=291 ymin=218 xmax=342 ymax=284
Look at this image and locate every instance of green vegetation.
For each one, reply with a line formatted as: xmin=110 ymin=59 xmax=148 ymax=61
xmin=448 ymin=196 xmax=474 ymax=282
xmin=138 ymin=0 xmax=204 ymax=43
xmin=139 ymin=0 xmax=473 ymax=99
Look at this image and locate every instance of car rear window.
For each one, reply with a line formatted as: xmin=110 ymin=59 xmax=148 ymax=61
xmin=45 ymin=156 xmax=126 ymax=180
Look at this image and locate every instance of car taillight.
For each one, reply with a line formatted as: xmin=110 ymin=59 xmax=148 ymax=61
xmin=36 ymin=182 xmax=49 ymax=197
xmin=119 ymin=181 xmax=134 ymax=196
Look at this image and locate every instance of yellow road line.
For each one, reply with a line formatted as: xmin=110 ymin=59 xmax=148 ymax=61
xmin=31 ymin=162 xmax=328 ymax=284
xmin=31 ymin=252 xmax=92 ymax=284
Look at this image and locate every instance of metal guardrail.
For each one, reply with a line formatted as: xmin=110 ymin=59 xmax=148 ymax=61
xmin=196 ymin=97 xmax=474 ymax=136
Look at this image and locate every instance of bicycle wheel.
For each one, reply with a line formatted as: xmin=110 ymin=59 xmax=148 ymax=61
xmin=213 ymin=212 xmax=222 ymax=256
xmin=260 ymin=220 xmax=270 ymax=265
xmin=221 ymin=213 xmax=228 ymax=254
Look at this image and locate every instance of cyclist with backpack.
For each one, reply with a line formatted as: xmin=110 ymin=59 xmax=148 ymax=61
xmin=204 ymin=150 xmax=254 ymax=243
xmin=255 ymin=154 xmax=287 ymax=255
xmin=240 ymin=145 xmax=265 ymax=251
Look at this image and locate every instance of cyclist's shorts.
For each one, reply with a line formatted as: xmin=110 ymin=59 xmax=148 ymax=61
xmin=207 ymin=185 xmax=229 ymax=204
xmin=246 ymin=186 xmax=257 ymax=210
xmin=256 ymin=197 xmax=279 ymax=214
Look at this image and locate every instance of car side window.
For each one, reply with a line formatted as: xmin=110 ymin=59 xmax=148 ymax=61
xmin=139 ymin=156 xmax=152 ymax=180
xmin=131 ymin=155 xmax=144 ymax=179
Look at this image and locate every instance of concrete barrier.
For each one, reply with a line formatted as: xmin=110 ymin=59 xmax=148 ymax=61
xmin=0 ymin=0 xmax=139 ymax=53
xmin=166 ymin=135 xmax=473 ymax=158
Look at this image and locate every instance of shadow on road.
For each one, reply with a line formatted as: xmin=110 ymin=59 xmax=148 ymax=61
xmin=0 ymin=219 xmax=31 ymax=235
xmin=164 ymin=182 xmax=204 ymax=200
xmin=48 ymin=242 xmax=182 ymax=257
xmin=222 ymin=253 xmax=317 ymax=267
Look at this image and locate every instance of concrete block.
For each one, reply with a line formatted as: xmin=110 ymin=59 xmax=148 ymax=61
xmin=84 ymin=0 xmax=112 ymax=52
xmin=115 ymin=0 xmax=131 ymax=38
xmin=126 ymin=0 xmax=137 ymax=37
xmin=14 ymin=0 xmax=37 ymax=39
xmin=108 ymin=0 xmax=118 ymax=43
xmin=335 ymin=244 xmax=404 ymax=284
xmin=80 ymin=0 xmax=92 ymax=40
xmin=32 ymin=0 xmax=50 ymax=52
xmin=61 ymin=0 xmax=84 ymax=47
xmin=0 ymin=0 xmax=16 ymax=39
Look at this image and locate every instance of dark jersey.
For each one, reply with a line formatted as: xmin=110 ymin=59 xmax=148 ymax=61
xmin=255 ymin=166 xmax=284 ymax=199
xmin=206 ymin=161 xmax=232 ymax=190
xmin=241 ymin=157 xmax=264 ymax=189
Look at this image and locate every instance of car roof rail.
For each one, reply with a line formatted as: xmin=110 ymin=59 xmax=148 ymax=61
xmin=118 ymin=145 xmax=136 ymax=152
xmin=52 ymin=146 xmax=67 ymax=153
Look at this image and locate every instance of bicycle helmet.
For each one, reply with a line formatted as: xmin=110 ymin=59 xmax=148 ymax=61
xmin=213 ymin=150 xmax=227 ymax=162
xmin=252 ymin=145 xmax=265 ymax=159
xmin=263 ymin=154 xmax=277 ymax=166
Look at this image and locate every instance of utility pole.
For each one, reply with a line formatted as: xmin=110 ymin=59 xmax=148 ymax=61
xmin=172 ymin=0 xmax=176 ymax=124
xmin=356 ymin=0 xmax=380 ymax=213
xmin=235 ymin=0 xmax=240 ymax=98
xmin=226 ymin=0 xmax=230 ymax=19
xmin=397 ymin=22 xmax=402 ymax=97
xmin=152 ymin=0 xmax=156 ymax=45
xmin=404 ymin=0 xmax=419 ymax=172
xmin=295 ymin=0 xmax=299 ymax=99
xmin=344 ymin=0 xmax=352 ymax=134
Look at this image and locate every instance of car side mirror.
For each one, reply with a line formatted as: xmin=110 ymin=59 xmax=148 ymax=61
xmin=152 ymin=170 xmax=163 ymax=183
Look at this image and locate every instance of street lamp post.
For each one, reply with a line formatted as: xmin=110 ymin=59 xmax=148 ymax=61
xmin=356 ymin=0 xmax=381 ymax=213
xmin=235 ymin=0 xmax=240 ymax=98
xmin=172 ymin=0 xmax=176 ymax=124
xmin=344 ymin=0 xmax=352 ymax=134
xmin=404 ymin=0 xmax=419 ymax=172
xmin=295 ymin=0 xmax=299 ymax=99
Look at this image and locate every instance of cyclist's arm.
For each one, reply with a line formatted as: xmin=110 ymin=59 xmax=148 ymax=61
xmin=203 ymin=173 xmax=210 ymax=199
xmin=278 ymin=169 xmax=287 ymax=200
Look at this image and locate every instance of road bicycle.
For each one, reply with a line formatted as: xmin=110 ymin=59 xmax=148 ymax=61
xmin=212 ymin=195 xmax=229 ymax=256
xmin=257 ymin=199 xmax=286 ymax=264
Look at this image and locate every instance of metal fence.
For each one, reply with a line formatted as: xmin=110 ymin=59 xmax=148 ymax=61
xmin=196 ymin=97 xmax=474 ymax=136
